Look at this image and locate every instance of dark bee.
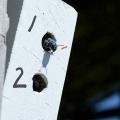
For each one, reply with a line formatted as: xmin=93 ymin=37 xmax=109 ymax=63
xmin=42 ymin=32 xmax=57 ymax=53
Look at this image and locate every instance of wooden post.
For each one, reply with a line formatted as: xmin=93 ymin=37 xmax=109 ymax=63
xmin=0 ymin=0 xmax=9 ymax=112
xmin=1 ymin=0 xmax=77 ymax=120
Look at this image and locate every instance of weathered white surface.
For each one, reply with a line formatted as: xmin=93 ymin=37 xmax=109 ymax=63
xmin=0 ymin=36 xmax=6 ymax=110
xmin=0 ymin=0 xmax=9 ymax=113
xmin=0 ymin=0 xmax=9 ymax=36
xmin=1 ymin=0 xmax=77 ymax=120
xmin=0 ymin=0 xmax=9 ymax=84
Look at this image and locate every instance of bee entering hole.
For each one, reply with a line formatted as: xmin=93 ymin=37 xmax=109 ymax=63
xmin=32 ymin=73 xmax=48 ymax=92
xmin=42 ymin=32 xmax=57 ymax=53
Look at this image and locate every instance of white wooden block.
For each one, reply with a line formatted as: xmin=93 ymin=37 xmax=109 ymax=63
xmin=0 ymin=36 xmax=6 ymax=107
xmin=0 ymin=0 xmax=9 ymax=113
xmin=1 ymin=0 xmax=77 ymax=120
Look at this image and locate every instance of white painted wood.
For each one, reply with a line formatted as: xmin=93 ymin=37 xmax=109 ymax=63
xmin=0 ymin=0 xmax=9 ymax=112
xmin=0 ymin=36 xmax=6 ymax=113
xmin=1 ymin=0 xmax=77 ymax=120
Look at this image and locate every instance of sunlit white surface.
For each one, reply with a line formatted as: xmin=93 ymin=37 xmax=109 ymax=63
xmin=1 ymin=0 xmax=77 ymax=120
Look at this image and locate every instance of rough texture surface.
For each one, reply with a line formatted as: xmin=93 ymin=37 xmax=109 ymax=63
xmin=0 ymin=0 xmax=9 ymax=114
xmin=1 ymin=0 xmax=77 ymax=120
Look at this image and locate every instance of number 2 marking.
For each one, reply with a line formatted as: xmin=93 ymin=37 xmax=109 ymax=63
xmin=13 ymin=67 xmax=27 ymax=88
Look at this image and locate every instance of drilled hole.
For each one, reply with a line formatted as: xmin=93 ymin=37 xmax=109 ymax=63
xmin=32 ymin=73 xmax=48 ymax=92
xmin=42 ymin=32 xmax=57 ymax=53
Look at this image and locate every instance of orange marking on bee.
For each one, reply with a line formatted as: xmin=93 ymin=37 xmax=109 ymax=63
xmin=61 ymin=45 xmax=68 ymax=50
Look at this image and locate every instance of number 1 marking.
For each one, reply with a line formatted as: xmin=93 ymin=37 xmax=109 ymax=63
xmin=28 ymin=15 xmax=37 ymax=32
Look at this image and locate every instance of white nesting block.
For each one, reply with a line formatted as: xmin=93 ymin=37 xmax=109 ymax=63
xmin=1 ymin=0 xmax=77 ymax=120
xmin=0 ymin=0 xmax=9 ymax=114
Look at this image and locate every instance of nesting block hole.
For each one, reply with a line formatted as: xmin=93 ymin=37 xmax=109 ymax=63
xmin=32 ymin=73 xmax=48 ymax=92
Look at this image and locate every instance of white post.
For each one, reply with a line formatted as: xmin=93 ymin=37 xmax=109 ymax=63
xmin=0 ymin=0 xmax=9 ymax=111
xmin=1 ymin=0 xmax=77 ymax=120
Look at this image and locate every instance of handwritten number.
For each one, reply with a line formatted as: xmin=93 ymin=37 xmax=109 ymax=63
xmin=28 ymin=16 xmax=37 ymax=32
xmin=13 ymin=67 xmax=27 ymax=88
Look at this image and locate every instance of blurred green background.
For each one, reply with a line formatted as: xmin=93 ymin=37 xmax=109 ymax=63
xmin=58 ymin=0 xmax=120 ymax=119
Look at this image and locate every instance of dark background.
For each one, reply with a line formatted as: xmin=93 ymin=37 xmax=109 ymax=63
xmin=58 ymin=0 xmax=120 ymax=120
